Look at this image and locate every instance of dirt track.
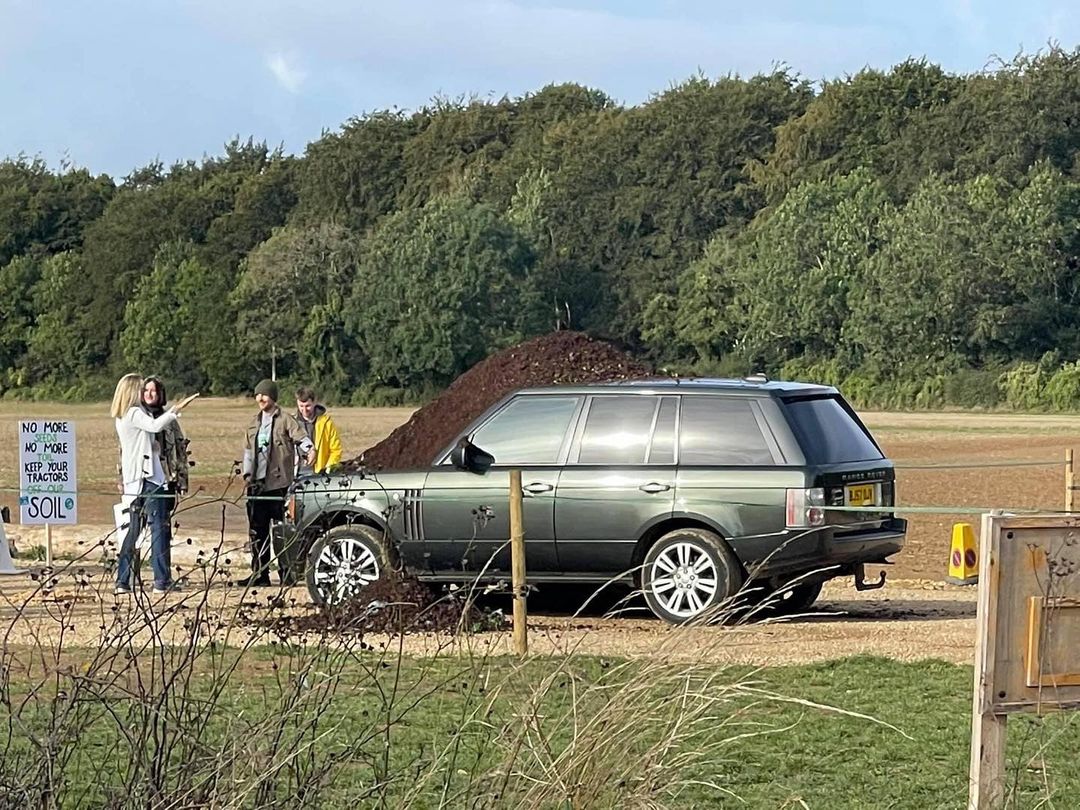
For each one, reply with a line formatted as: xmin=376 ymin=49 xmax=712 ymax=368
xmin=3 ymin=406 xmax=1073 ymax=666
xmin=0 ymin=562 xmax=978 ymax=666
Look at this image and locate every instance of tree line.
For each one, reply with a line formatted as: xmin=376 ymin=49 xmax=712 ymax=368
xmin=4 ymin=48 xmax=1080 ymax=409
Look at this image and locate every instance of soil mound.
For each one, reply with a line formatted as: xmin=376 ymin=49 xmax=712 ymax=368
xmin=354 ymin=331 xmax=653 ymax=470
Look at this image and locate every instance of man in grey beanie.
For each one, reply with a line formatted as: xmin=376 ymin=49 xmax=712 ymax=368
xmin=239 ymin=378 xmax=315 ymax=586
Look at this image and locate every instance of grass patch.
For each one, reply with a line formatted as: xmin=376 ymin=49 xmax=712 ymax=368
xmin=718 ymin=655 xmax=1080 ymax=808
xmin=3 ymin=647 xmax=1080 ymax=808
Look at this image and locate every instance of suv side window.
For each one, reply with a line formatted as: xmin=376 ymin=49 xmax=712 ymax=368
xmin=470 ymin=395 xmax=580 ymax=464
xmin=576 ymin=395 xmax=658 ymax=464
xmin=679 ymin=396 xmax=774 ymax=465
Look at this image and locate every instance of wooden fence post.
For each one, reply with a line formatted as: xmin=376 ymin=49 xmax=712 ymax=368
xmin=509 ymin=469 xmax=528 ymax=656
xmin=1066 ymin=449 xmax=1074 ymax=513
xmin=968 ymin=512 xmax=1006 ymax=809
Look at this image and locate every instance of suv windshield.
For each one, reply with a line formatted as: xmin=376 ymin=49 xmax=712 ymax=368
xmin=783 ymin=395 xmax=883 ymax=463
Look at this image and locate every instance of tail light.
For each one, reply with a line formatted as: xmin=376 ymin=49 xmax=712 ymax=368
xmin=786 ymin=487 xmax=825 ymax=528
xmin=286 ymin=494 xmax=297 ymax=523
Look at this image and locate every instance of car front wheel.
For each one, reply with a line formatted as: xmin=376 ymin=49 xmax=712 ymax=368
xmin=642 ymin=528 xmax=742 ymax=624
xmin=305 ymin=524 xmax=394 ymax=606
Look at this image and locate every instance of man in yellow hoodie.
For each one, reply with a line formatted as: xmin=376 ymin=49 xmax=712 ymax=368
xmin=294 ymin=386 xmax=343 ymax=476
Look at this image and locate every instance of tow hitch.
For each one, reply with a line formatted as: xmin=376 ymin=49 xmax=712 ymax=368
xmin=854 ymin=563 xmax=886 ymax=591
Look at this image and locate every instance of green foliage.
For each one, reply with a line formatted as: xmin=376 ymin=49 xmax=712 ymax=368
xmin=942 ymin=368 xmax=1003 ymax=409
xmin=779 ymin=356 xmax=847 ymax=387
xmin=0 ymin=255 xmax=42 ymax=389
xmin=534 ymin=72 xmax=811 ymax=342
xmin=997 ymin=360 xmax=1049 ymax=412
xmin=24 ymin=252 xmax=100 ymax=388
xmin=753 ymin=59 xmax=960 ymax=203
xmin=232 ymin=222 xmax=363 ymax=391
xmin=8 ymin=52 xmax=1080 ymax=404
xmin=344 ymin=194 xmax=537 ymax=388
xmin=294 ymin=111 xmax=418 ymax=232
xmin=755 ymin=48 xmax=1080 ymax=203
xmin=0 ymin=157 xmax=114 ymax=267
xmin=687 ymin=169 xmax=888 ymax=371
xmin=77 ymin=141 xmax=294 ymax=372
xmin=120 ymin=240 xmax=246 ymax=393
xmin=1043 ymin=361 xmax=1080 ymax=410
xmin=848 ymin=166 xmax=1080 ymax=376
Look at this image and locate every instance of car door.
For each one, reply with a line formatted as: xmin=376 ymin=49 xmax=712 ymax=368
xmin=421 ymin=394 xmax=583 ymax=575
xmin=673 ymin=395 xmax=791 ymax=568
xmin=554 ymin=394 xmax=677 ymax=574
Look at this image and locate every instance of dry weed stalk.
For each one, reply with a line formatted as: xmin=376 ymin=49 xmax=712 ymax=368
xmin=0 ymin=498 xmax=911 ymax=809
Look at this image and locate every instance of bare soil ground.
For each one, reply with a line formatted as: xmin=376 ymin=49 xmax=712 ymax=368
xmin=0 ymin=569 xmax=976 ymax=666
xmin=864 ymin=410 xmax=1080 ymax=580
xmin=0 ymin=403 xmax=1075 ymax=664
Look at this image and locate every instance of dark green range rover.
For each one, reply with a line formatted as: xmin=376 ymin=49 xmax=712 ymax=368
xmin=278 ymin=378 xmax=906 ymax=624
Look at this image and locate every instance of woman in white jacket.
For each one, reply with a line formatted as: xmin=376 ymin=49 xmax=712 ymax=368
xmin=110 ymin=373 xmax=193 ymax=594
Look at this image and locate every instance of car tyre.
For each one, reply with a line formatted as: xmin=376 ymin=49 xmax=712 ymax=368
xmin=305 ymin=524 xmax=395 ymax=607
xmin=642 ymin=528 xmax=742 ymax=624
xmin=748 ymin=579 xmax=823 ymax=618
xmin=771 ymin=580 xmax=822 ymax=614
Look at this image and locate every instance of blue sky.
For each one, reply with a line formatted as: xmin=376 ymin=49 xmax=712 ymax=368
xmin=1 ymin=0 xmax=1077 ymax=178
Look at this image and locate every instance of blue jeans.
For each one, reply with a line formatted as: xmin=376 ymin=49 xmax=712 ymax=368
xmin=116 ymin=480 xmax=173 ymax=589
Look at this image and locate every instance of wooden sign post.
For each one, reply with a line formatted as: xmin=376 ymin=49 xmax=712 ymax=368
xmin=509 ymin=469 xmax=528 ymax=656
xmin=969 ymin=513 xmax=1080 ymax=808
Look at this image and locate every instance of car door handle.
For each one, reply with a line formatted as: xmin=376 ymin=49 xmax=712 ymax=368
xmin=639 ymin=482 xmax=671 ymax=494
xmin=523 ymin=482 xmax=554 ymax=494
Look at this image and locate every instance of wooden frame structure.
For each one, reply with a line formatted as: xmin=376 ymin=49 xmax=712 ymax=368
xmin=970 ymin=513 xmax=1080 ymax=808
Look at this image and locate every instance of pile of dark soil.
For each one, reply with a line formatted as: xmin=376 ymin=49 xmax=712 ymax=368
xmin=245 ymin=573 xmax=504 ymax=637
xmin=354 ymin=331 xmax=653 ymax=469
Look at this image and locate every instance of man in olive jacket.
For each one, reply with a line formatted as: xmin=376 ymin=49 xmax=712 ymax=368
xmin=240 ymin=379 xmax=315 ymax=586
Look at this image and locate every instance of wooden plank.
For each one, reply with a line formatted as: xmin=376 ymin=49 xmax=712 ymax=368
xmin=969 ymin=513 xmax=1007 ymax=810
xmin=997 ymin=515 xmax=1080 ymax=530
xmin=995 ymin=698 xmax=1080 ymax=713
xmin=1025 ymin=597 xmax=1080 ymax=688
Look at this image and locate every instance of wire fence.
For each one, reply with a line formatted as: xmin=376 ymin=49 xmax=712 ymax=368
xmin=0 ymin=452 xmax=1075 ymax=515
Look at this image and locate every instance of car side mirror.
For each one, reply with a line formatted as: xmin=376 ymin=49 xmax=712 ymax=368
xmin=450 ymin=439 xmax=495 ymax=474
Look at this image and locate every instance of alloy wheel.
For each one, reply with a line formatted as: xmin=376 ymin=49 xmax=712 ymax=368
xmin=313 ymin=535 xmax=381 ymax=604
xmin=648 ymin=541 xmax=719 ymax=618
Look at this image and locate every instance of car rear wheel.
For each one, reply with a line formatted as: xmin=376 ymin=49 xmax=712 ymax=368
xmin=748 ymin=579 xmax=823 ymax=618
xmin=305 ymin=524 xmax=394 ymax=606
xmin=771 ymin=581 xmax=822 ymax=614
xmin=642 ymin=528 xmax=742 ymax=624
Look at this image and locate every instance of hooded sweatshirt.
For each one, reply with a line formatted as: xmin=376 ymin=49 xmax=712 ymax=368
xmin=294 ymin=404 xmax=343 ymax=475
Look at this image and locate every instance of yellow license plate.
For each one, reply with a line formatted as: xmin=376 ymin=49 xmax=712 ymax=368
xmin=846 ymin=484 xmax=876 ymax=507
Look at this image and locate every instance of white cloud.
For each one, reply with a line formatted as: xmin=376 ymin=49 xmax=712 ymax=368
xmin=194 ymin=0 xmax=891 ymax=105
xmin=266 ymin=52 xmax=307 ymax=93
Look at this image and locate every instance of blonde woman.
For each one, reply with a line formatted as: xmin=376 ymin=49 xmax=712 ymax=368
xmin=110 ymin=374 xmax=196 ymax=594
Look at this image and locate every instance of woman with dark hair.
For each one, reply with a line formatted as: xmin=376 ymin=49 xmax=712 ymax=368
xmin=111 ymin=374 xmax=196 ymax=595
xmin=141 ymin=376 xmax=191 ymax=510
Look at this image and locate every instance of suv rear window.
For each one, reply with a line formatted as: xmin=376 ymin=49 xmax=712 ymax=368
xmin=783 ymin=395 xmax=883 ymax=463
xmin=679 ymin=396 xmax=774 ymax=465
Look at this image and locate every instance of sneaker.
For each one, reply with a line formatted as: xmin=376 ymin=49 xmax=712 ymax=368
xmin=152 ymin=582 xmax=181 ymax=595
xmin=114 ymin=585 xmax=133 ymax=595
